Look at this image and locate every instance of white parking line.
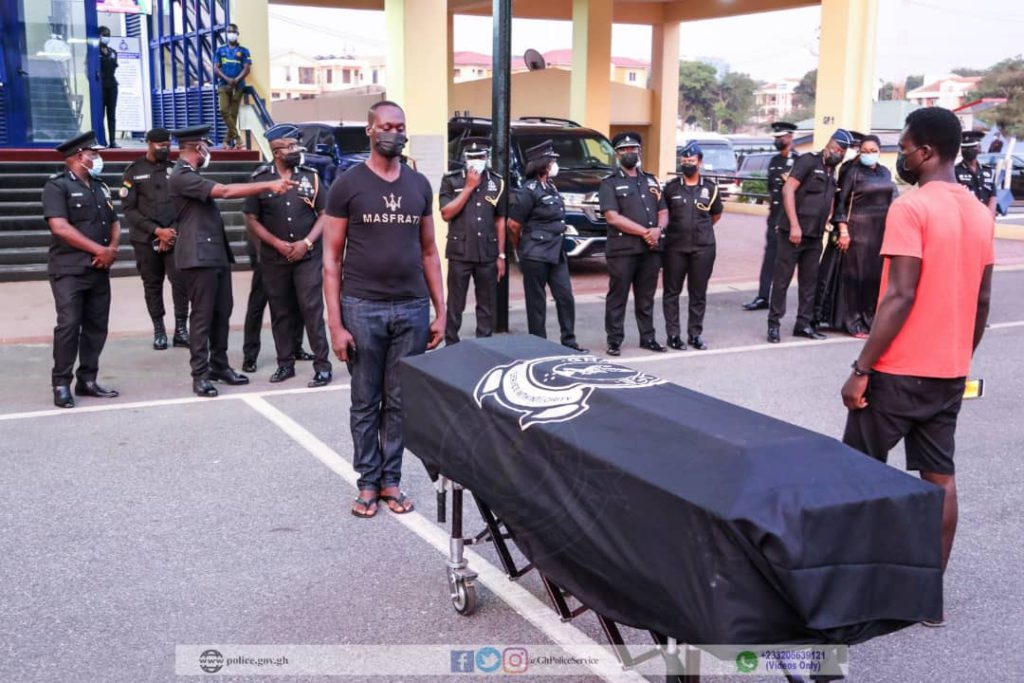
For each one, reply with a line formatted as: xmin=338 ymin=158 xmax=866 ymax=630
xmin=241 ymin=394 xmax=648 ymax=683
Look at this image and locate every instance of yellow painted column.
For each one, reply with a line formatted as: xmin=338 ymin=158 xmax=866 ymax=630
xmin=570 ymin=0 xmax=612 ymax=134
xmin=384 ymin=0 xmax=450 ymax=276
xmin=813 ymin=0 xmax=879 ymax=148
xmin=231 ymin=0 xmax=270 ymax=100
xmin=649 ymin=21 xmax=680 ymax=179
xmin=447 ymin=11 xmax=455 ymax=112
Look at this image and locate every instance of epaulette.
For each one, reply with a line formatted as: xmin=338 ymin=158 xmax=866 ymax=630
xmin=250 ymin=163 xmax=272 ymax=179
xmin=296 ymin=164 xmax=318 ymax=174
xmin=525 ymin=180 xmax=538 ymax=190
xmin=443 ymin=169 xmax=460 ymax=178
xmin=48 ymin=171 xmax=64 ymax=181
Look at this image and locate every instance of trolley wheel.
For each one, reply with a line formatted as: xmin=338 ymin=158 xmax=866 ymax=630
xmin=452 ymin=578 xmax=478 ymax=616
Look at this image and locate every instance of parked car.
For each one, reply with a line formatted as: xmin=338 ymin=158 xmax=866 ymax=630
xmin=296 ymin=121 xmax=372 ymax=174
xmin=449 ymin=116 xmax=616 ymax=258
xmin=978 ymin=152 xmax=1024 ymax=202
xmin=677 ymin=133 xmax=739 ymax=198
xmin=735 ymin=151 xmax=775 ymax=204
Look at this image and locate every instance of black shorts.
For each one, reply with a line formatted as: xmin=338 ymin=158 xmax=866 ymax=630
xmin=843 ymin=372 xmax=966 ymax=475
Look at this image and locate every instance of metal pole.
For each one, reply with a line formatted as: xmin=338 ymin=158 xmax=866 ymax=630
xmin=492 ymin=0 xmax=512 ymax=332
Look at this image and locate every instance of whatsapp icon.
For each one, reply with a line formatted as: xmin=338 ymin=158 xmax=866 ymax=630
xmin=736 ymin=650 xmax=759 ymax=673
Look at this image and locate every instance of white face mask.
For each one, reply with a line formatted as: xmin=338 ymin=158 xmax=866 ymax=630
xmin=465 ymin=159 xmax=487 ymax=174
xmin=548 ymin=161 xmax=559 ymax=178
xmin=199 ymin=148 xmax=211 ymax=169
xmin=226 ymin=32 xmax=238 ymax=43
xmin=100 ymin=36 xmax=111 ymax=46
xmin=87 ymin=155 xmax=104 ymax=178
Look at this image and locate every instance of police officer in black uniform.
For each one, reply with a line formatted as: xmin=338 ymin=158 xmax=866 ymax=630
xmin=168 ymin=124 xmax=296 ymax=397
xmin=508 ymin=140 xmax=586 ymax=352
xmin=768 ymin=128 xmax=852 ymax=343
xmin=243 ymin=124 xmax=332 ymax=387
xmin=121 ymin=127 xmax=189 ymax=350
xmin=98 ymin=26 xmax=118 ymax=147
xmin=598 ymin=132 xmax=668 ymax=355
xmin=955 ymin=130 xmax=998 ymax=215
xmin=440 ymin=137 xmax=506 ymax=345
xmin=662 ymin=141 xmax=723 ymax=351
xmin=42 ymin=131 xmax=120 ymax=408
xmin=744 ymin=121 xmax=799 ymax=311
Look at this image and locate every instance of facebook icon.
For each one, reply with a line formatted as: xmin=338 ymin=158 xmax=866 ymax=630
xmin=451 ymin=650 xmax=475 ymax=673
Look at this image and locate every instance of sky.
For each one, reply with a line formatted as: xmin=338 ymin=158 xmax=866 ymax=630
xmin=267 ymin=0 xmax=1024 ymax=83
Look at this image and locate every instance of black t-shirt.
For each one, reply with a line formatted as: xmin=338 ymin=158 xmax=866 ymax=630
xmin=325 ymin=162 xmax=433 ymax=300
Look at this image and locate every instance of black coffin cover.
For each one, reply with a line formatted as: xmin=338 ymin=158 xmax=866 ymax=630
xmin=400 ymin=335 xmax=943 ymax=645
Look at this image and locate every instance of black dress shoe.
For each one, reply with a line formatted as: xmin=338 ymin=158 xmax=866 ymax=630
xmin=53 ymin=385 xmax=74 ymax=409
xmin=293 ymin=348 xmax=315 ymax=361
xmin=308 ymin=370 xmax=333 ymax=388
xmin=793 ymin=326 xmax=827 ymax=340
xmin=640 ymin=338 xmax=668 ymax=353
xmin=742 ymin=297 xmax=769 ymax=311
xmin=153 ymin=332 xmax=168 ymax=350
xmin=269 ymin=366 xmax=296 ymax=383
xmin=667 ymin=335 xmax=687 ymax=350
xmin=241 ymin=359 xmax=257 ymax=374
xmin=74 ymin=380 xmax=119 ymax=398
xmin=606 ymin=343 xmax=621 ymax=356
xmin=688 ymin=335 xmax=708 ymax=351
xmin=193 ymin=379 xmax=218 ymax=397
xmin=562 ymin=342 xmax=590 ymax=353
xmin=172 ymin=319 xmax=189 ymax=347
xmin=209 ymin=368 xmax=250 ymax=385
xmin=767 ymin=326 xmax=781 ymax=344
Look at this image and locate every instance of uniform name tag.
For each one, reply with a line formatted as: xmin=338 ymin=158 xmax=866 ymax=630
xmin=133 ymin=174 xmax=150 ymax=181
xmin=70 ymin=192 xmax=84 ymax=197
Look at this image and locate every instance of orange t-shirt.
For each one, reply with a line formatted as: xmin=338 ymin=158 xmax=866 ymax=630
xmin=874 ymin=181 xmax=994 ymax=378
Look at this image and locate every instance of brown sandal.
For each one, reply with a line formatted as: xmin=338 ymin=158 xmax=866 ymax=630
xmin=379 ymin=491 xmax=414 ymax=514
xmin=351 ymin=493 xmax=379 ymax=518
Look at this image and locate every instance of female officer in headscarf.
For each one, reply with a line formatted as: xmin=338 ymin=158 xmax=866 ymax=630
xmin=814 ymin=134 xmax=897 ymax=337
xmin=508 ymin=140 xmax=587 ymax=352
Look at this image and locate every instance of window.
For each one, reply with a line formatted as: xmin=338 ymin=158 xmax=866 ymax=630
xmin=299 ymin=67 xmax=315 ymax=85
xmin=326 ymin=69 xmax=333 ymax=84
xmin=372 ymin=69 xmax=378 ymax=84
xmin=285 ymin=67 xmax=291 ymax=82
xmin=628 ymin=71 xmax=636 ymax=83
xmin=343 ymin=69 xmax=352 ymax=84
xmin=271 ymin=92 xmax=280 ymax=100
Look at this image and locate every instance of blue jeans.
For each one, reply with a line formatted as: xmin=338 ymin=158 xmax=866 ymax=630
xmin=342 ymin=296 xmax=430 ymax=490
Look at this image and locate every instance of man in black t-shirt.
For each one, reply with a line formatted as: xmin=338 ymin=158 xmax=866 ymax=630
xmin=322 ymin=100 xmax=446 ymax=519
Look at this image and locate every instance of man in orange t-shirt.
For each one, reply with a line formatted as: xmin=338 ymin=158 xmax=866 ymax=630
xmin=841 ymin=108 xmax=994 ymax=598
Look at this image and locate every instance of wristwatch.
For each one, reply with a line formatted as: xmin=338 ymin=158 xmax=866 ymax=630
xmin=851 ymin=361 xmax=874 ymax=377
xmin=497 ymin=254 xmax=506 ymax=260
xmin=303 ymin=238 xmax=314 ymax=250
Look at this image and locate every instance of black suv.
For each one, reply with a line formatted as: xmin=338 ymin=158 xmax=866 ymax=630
xmin=448 ymin=116 xmax=615 ymax=258
xmin=296 ymin=121 xmax=372 ymax=175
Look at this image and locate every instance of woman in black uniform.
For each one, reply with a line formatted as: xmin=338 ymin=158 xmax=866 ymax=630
xmin=815 ymin=135 xmax=897 ymax=337
xmin=508 ymin=140 xmax=586 ymax=352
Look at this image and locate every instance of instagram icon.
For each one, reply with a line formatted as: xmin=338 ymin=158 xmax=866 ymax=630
xmin=503 ymin=647 xmax=529 ymax=674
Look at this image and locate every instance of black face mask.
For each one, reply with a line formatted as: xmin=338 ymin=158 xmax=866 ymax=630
xmin=283 ymin=151 xmax=305 ymax=168
xmin=961 ymin=147 xmax=978 ymax=162
xmin=824 ymin=151 xmax=844 ymax=167
xmin=154 ymin=148 xmax=170 ymax=163
xmin=619 ymin=153 xmax=639 ymax=169
xmin=681 ymin=163 xmax=699 ymax=178
xmin=374 ymin=132 xmax=407 ymax=159
xmin=773 ymin=138 xmax=787 ymax=151
xmin=895 ymin=151 xmax=921 ymax=186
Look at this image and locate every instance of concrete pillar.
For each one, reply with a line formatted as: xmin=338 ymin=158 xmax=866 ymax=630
xmin=813 ymin=0 xmax=879 ymax=148
xmin=231 ymin=0 xmax=270 ymax=99
xmin=649 ymin=21 xmax=680 ymax=178
xmin=569 ymin=0 xmax=612 ymax=134
xmin=384 ymin=0 xmax=450 ymax=272
xmin=447 ymin=11 xmax=455 ymax=113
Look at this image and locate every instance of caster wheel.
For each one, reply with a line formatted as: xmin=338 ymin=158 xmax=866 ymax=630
xmin=452 ymin=578 xmax=478 ymax=616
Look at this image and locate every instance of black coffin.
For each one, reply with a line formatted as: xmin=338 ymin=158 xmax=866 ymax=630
xmin=400 ymin=335 xmax=943 ymax=645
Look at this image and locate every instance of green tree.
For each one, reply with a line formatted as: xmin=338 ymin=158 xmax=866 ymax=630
xmin=952 ymin=67 xmax=986 ymax=77
xmin=879 ymin=81 xmax=897 ymax=100
xmin=716 ymin=71 xmax=757 ymax=132
xmin=905 ymin=74 xmax=924 ymax=92
xmin=678 ymin=60 xmax=718 ymax=128
xmin=974 ymin=58 xmax=1024 ymax=137
xmin=792 ymin=69 xmax=817 ymax=110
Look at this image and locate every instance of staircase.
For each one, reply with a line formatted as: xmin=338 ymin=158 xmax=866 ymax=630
xmin=25 ymin=59 xmax=82 ymax=143
xmin=0 ymin=157 xmax=260 ymax=282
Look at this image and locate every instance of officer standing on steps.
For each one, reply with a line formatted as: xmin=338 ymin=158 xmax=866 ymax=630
xmin=168 ymin=124 xmax=296 ymax=397
xmin=767 ymin=128 xmax=851 ymax=344
xmin=121 ymin=127 xmax=189 ymax=351
xmin=42 ymin=131 xmax=120 ymax=408
xmin=662 ymin=141 xmax=723 ymax=351
xmin=598 ymin=131 xmax=668 ymax=356
xmin=243 ymin=124 xmax=332 ymax=388
xmin=440 ymin=137 xmax=506 ymax=345
xmin=955 ymin=130 xmax=998 ymax=216
xmin=508 ymin=140 xmax=587 ymax=353
xmin=98 ymin=26 xmax=119 ymax=147
xmin=744 ymin=121 xmax=799 ymax=311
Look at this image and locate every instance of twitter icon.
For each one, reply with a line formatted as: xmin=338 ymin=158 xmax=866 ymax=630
xmin=476 ymin=647 xmax=502 ymax=673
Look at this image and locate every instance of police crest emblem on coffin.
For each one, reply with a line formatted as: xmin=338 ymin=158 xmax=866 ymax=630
xmin=473 ymin=355 xmax=666 ymax=430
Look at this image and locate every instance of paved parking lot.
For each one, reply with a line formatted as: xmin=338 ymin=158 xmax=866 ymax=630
xmin=1 ymin=238 xmax=1023 ymax=681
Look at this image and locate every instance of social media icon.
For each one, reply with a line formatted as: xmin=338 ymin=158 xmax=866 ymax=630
xmin=503 ymin=647 xmax=529 ymax=674
xmin=476 ymin=647 xmax=502 ymax=673
xmin=450 ymin=650 xmax=475 ymax=673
